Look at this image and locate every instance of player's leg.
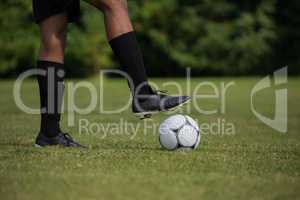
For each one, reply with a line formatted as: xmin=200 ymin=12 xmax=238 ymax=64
xmin=36 ymin=14 xmax=67 ymax=140
xmin=33 ymin=1 xmax=85 ymax=147
xmin=85 ymin=0 xmax=151 ymax=95
xmin=38 ymin=14 xmax=67 ymax=63
xmin=85 ymin=0 xmax=133 ymax=40
xmin=85 ymin=0 xmax=190 ymax=119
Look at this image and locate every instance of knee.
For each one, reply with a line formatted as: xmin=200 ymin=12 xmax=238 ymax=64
xmin=94 ymin=0 xmax=128 ymax=14
xmin=40 ymin=31 xmax=66 ymax=55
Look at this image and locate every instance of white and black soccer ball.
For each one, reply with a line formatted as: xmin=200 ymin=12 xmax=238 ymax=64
xmin=159 ymin=114 xmax=200 ymax=150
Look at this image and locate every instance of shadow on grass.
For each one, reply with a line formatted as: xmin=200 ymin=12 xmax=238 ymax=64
xmin=0 ymin=141 xmax=164 ymax=152
xmin=0 ymin=141 xmax=35 ymax=148
xmin=89 ymin=143 xmax=163 ymax=151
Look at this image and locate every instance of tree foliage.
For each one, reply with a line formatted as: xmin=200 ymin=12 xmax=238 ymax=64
xmin=130 ymin=0 xmax=278 ymax=75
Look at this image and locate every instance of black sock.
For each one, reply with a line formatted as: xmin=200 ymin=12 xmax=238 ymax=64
xmin=37 ymin=61 xmax=65 ymax=137
xmin=109 ymin=31 xmax=153 ymax=95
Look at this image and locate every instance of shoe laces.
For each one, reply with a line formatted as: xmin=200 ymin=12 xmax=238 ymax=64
xmin=153 ymin=90 xmax=168 ymax=96
xmin=61 ymin=133 xmax=75 ymax=143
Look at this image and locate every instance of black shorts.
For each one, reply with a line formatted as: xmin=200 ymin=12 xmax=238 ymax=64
xmin=32 ymin=0 xmax=80 ymax=24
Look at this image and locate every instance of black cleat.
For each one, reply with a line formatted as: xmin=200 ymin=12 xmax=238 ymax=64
xmin=132 ymin=91 xmax=191 ymax=119
xmin=35 ymin=132 xmax=86 ymax=148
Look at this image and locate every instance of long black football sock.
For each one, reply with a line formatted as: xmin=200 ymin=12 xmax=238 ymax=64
xmin=37 ymin=61 xmax=65 ymax=137
xmin=109 ymin=31 xmax=153 ymax=95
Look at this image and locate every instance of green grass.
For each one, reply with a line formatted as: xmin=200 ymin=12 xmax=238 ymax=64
xmin=0 ymin=77 xmax=300 ymax=200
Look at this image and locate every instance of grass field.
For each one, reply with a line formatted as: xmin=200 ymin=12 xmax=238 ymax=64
xmin=0 ymin=77 xmax=299 ymax=200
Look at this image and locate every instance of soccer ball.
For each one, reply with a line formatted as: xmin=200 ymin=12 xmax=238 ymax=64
xmin=159 ymin=114 xmax=200 ymax=150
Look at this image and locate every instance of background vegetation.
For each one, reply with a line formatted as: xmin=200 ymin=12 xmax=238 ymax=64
xmin=0 ymin=0 xmax=299 ymax=77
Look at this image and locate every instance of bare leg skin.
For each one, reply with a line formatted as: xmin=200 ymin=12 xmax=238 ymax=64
xmin=84 ymin=0 xmax=133 ymax=40
xmin=38 ymin=14 xmax=68 ymax=63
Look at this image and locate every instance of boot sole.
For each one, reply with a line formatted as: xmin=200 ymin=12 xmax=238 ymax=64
xmin=34 ymin=144 xmax=42 ymax=148
xmin=134 ymin=99 xmax=191 ymax=119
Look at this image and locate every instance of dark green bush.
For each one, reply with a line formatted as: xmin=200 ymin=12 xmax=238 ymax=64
xmin=130 ymin=0 xmax=279 ymax=75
